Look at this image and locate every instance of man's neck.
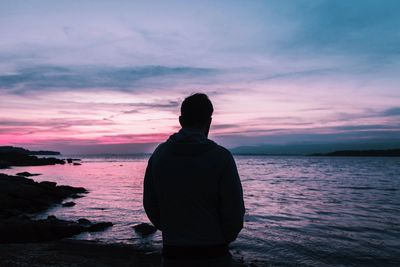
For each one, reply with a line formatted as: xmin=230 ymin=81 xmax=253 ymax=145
xmin=180 ymin=127 xmax=207 ymax=137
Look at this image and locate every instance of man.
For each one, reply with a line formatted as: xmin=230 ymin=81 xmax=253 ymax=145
xmin=143 ymin=93 xmax=245 ymax=266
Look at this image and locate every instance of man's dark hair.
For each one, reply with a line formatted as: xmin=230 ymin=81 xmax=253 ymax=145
xmin=180 ymin=93 xmax=213 ymax=127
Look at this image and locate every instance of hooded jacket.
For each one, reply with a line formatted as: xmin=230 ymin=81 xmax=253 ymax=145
xmin=143 ymin=128 xmax=245 ymax=246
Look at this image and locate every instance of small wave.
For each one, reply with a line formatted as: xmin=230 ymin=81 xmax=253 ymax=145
xmin=337 ymin=186 xmax=376 ymax=190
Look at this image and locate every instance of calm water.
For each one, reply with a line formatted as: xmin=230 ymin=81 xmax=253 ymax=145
xmin=2 ymin=155 xmax=400 ymax=266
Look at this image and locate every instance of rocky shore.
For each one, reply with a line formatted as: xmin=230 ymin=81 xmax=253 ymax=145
xmin=0 ymin=240 xmax=162 ymax=267
xmin=0 ymin=173 xmax=113 ymax=243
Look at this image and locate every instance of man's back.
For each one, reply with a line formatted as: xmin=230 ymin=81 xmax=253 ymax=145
xmin=143 ymin=128 xmax=245 ymax=246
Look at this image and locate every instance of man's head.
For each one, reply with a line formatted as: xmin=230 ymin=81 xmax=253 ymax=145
xmin=179 ymin=93 xmax=213 ymax=136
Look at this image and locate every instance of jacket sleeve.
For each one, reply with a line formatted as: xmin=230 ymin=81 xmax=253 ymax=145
xmin=218 ymin=151 xmax=245 ymax=243
xmin=143 ymin=156 xmax=162 ymax=230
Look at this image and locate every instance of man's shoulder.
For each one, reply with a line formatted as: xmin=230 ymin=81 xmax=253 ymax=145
xmin=151 ymin=140 xmax=231 ymax=156
xmin=214 ymin=143 xmax=231 ymax=155
xmin=151 ymin=141 xmax=169 ymax=155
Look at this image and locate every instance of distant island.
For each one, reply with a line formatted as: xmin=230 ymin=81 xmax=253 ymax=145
xmin=229 ymin=141 xmax=400 ymax=157
xmin=310 ymin=149 xmax=400 ymax=157
xmin=0 ymin=146 xmax=60 ymax=155
xmin=0 ymin=146 xmax=64 ymax=169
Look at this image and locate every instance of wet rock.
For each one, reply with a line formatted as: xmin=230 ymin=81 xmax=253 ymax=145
xmin=89 ymin=222 xmax=113 ymax=232
xmin=62 ymin=202 xmax=76 ymax=207
xmin=67 ymin=158 xmax=81 ymax=164
xmin=39 ymin=181 xmax=57 ymax=189
xmin=0 ymin=173 xmax=87 ymax=218
xmin=16 ymin=172 xmax=41 ymax=177
xmin=78 ymin=218 xmax=91 ymax=225
xmin=0 ymin=173 xmax=111 ymax=244
xmin=73 ymin=163 xmax=81 ymax=166
xmin=0 ymin=216 xmax=113 ymax=243
xmin=57 ymin=185 xmax=87 ymax=196
xmin=70 ymin=194 xmax=84 ymax=199
xmin=0 ymin=160 xmax=10 ymax=169
xmin=133 ymin=223 xmax=157 ymax=236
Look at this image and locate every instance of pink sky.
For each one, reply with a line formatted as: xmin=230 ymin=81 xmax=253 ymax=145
xmin=0 ymin=1 xmax=399 ymax=154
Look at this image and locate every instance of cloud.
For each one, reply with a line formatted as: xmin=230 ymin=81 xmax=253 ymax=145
xmin=382 ymin=107 xmax=400 ymax=116
xmin=334 ymin=124 xmax=400 ymax=131
xmin=0 ymin=65 xmax=217 ymax=93
xmin=0 ymin=118 xmax=114 ymax=127
xmin=214 ymin=129 xmax=400 ymax=148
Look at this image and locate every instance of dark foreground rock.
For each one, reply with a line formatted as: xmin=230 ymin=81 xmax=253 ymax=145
xmin=62 ymin=201 xmax=76 ymax=207
xmin=0 ymin=173 xmax=114 ymax=243
xmin=0 ymin=240 xmax=163 ymax=267
xmin=0 ymin=240 xmax=248 ymax=267
xmin=0 ymin=173 xmax=87 ymax=218
xmin=16 ymin=171 xmax=41 ymax=177
xmin=133 ymin=223 xmax=157 ymax=236
xmin=0 ymin=215 xmax=113 ymax=243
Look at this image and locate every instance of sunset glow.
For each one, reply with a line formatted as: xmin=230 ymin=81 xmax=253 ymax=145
xmin=1 ymin=1 xmax=399 ymax=153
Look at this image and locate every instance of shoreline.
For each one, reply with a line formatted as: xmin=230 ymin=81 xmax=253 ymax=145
xmin=0 ymin=239 xmax=248 ymax=267
xmin=0 ymin=239 xmax=161 ymax=267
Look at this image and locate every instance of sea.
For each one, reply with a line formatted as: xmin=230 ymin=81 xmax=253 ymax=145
xmin=2 ymin=155 xmax=400 ymax=266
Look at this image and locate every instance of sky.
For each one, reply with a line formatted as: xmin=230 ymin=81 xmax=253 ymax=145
xmin=0 ymin=0 xmax=399 ymax=154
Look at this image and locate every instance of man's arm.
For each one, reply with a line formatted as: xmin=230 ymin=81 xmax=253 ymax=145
xmin=143 ymin=156 xmax=162 ymax=230
xmin=218 ymin=151 xmax=245 ymax=243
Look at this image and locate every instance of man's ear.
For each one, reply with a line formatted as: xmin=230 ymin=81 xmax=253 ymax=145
xmin=179 ymin=116 xmax=184 ymax=127
xmin=207 ymin=117 xmax=212 ymax=127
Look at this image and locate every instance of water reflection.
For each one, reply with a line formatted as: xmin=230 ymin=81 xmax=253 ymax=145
xmin=2 ymin=155 xmax=400 ymax=266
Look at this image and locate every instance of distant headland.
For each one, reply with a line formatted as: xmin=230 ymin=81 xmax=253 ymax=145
xmin=0 ymin=146 xmax=60 ymax=155
xmin=0 ymin=146 xmax=64 ymax=169
xmin=230 ymin=142 xmax=400 ymax=156
xmin=310 ymin=149 xmax=400 ymax=157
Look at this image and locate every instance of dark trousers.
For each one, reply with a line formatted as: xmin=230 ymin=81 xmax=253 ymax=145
xmin=162 ymin=244 xmax=232 ymax=267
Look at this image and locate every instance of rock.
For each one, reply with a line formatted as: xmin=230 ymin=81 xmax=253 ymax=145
xmin=62 ymin=202 xmax=76 ymax=207
xmin=0 ymin=173 xmax=113 ymax=244
xmin=16 ymin=172 xmax=41 ymax=177
xmin=0 ymin=152 xmax=65 ymax=167
xmin=67 ymin=158 xmax=81 ymax=163
xmin=73 ymin=163 xmax=81 ymax=166
xmin=39 ymin=181 xmax=57 ymax=189
xmin=0 ymin=216 xmax=113 ymax=243
xmin=0 ymin=173 xmax=87 ymax=217
xmin=132 ymin=223 xmax=157 ymax=236
xmin=56 ymin=185 xmax=88 ymax=196
xmin=0 ymin=162 xmax=10 ymax=169
xmin=0 ymin=146 xmax=60 ymax=155
xmin=89 ymin=222 xmax=113 ymax=232
xmin=78 ymin=218 xmax=91 ymax=225
xmin=70 ymin=194 xmax=84 ymax=199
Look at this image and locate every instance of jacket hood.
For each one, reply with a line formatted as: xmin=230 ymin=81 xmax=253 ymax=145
xmin=166 ymin=128 xmax=217 ymax=156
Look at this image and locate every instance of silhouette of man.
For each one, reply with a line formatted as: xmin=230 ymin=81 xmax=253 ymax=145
xmin=143 ymin=93 xmax=245 ymax=266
